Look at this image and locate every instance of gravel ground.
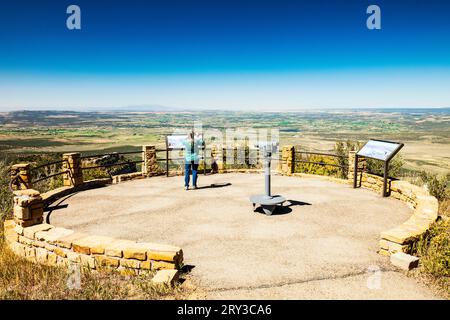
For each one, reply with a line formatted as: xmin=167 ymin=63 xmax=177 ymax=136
xmin=49 ymin=173 xmax=440 ymax=299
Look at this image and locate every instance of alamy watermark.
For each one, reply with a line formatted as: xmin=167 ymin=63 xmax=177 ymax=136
xmin=367 ymin=5 xmax=381 ymax=30
xmin=66 ymin=4 xmax=381 ymax=31
xmin=366 ymin=264 xmax=382 ymax=289
xmin=66 ymin=262 xmax=82 ymax=290
xmin=66 ymin=5 xmax=81 ymax=30
xmin=169 ymin=122 xmax=280 ymax=167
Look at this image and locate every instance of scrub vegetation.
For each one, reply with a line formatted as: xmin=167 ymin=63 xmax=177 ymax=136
xmin=295 ymin=139 xmax=403 ymax=179
xmin=412 ymin=172 xmax=450 ymax=296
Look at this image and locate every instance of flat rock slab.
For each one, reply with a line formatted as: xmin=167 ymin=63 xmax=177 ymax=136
xmin=152 ymin=269 xmax=180 ymax=286
xmin=49 ymin=173 xmax=439 ymax=299
xmin=391 ymin=252 xmax=420 ymax=270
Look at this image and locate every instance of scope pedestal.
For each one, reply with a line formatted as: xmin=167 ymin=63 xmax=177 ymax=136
xmin=250 ymin=149 xmax=286 ymax=215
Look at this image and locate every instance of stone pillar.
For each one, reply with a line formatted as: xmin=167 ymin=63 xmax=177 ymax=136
xmin=13 ymin=189 xmax=43 ymax=227
xmin=62 ymin=153 xmax=83 ymax=187
xmin=248 ymin=147 xmax=258 ymax=168
xmin=211 ymin=145 xmax=225 ymax=173
xmin=348 ymin=151 xmax=356 ymax=182
xmin=143 ymin=145 xmax=158 ymax=177
xmin=10 ymin=163 xmax=33 ymax=190
xmin=244 ymin=145 xmax=250 ymax=167
xmin=281 ymin=146 xmax=295 ymax=175
xmin=210 ymin=145 xmax=217 ymax=173
xmin=219 ymin=147 xmax=226 ymax=173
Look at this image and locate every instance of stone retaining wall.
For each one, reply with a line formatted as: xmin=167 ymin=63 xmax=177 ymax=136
xmin=112 ymin=172 xmax=145 ymax=184
xmin=4 ymin=175 xmax=183 ymax=275
xmin=3 ymin=219 xmax=182 ymax=275
xmin=281 ymin=147 xmax=439 ymax=257
xmin=346 ymin=151 xmax=439 ymax=256
xmin=379 ymin=180 xmax=439 ymax=256
xmin=358 ymin=173 xmax=392 ymax=195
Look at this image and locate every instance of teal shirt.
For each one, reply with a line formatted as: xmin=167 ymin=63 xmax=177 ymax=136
xmin=183 ymin=138 xmax=203 ymax=163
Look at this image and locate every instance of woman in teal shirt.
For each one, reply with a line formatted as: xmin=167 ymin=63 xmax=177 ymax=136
xmin=183 ymin=131 xmax=203 ymax=190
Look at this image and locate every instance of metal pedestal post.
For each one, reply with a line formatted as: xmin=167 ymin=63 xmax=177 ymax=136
xmin=250 ymin=148 xmax=286 ymax=215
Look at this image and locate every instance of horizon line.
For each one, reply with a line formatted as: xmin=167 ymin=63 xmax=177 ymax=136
xmin=2 ymin=106 xmax=450 ymax=113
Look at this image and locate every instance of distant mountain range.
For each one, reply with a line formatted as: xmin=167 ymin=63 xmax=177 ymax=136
xmin=1 ymin=106 xmax=449 ymax=114
xmin=101 ymin=105 xmax=184 ymax=112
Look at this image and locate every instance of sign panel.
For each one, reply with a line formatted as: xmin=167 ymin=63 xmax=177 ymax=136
xmin=357 ymin=140 xmax=403 ymax=161
xmin=254 ymin=141 xmax=280 ymax=153
xmin=167 ymin=135 xmax=187 ymax=150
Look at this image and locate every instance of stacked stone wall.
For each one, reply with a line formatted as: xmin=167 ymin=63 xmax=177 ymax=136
xmin=5 ymin=147 xmax=182 ymax=276
xmin=287 ymin=148 xmax=439 ymax=257
xmin=378 ymin=180 xmax=439 ymax=256
xmin=4 ymin=219 xmax=182 ymax=275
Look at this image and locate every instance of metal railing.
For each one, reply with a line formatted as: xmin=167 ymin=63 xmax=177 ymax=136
xmin=156 ymin=146 xmax=208 ymax=176
xmin=29 ymin=159 xmax=68 ymax=185
xmin=157 ymin=147 xmax=265 ymax=177
xmin=12 ymin=150 xmax=145 ymax=190
xmin=80 ymin=150 xmax=143 ymax=160
xmin=9 ymin=174 xmax=24 ymax=193
xmin=32 ymin=170 xmax=68 ymax=184
xmin=80 ymin=150 xmax=144 ymax=172
xmin=293 ymin=150 xmax=348 ymax=169
xmin=10 ymin=146 xmax=353 ymax=189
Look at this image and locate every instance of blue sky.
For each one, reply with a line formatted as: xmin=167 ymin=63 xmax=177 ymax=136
xmin=0 ymin=0 xmax=449 ymax=110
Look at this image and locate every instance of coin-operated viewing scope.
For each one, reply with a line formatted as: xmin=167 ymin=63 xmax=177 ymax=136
xmin=249 ymin=141 xmax=286 ymax=215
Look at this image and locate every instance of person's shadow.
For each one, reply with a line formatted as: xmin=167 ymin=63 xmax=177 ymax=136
xmin=254 ymin=199 xmax=311 ymax=215
xmin=195 ymin=182 xmax=232 ymax=190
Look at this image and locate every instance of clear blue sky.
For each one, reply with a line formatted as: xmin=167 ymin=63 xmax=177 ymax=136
xmin=1 ymin=0 xmax=449 ymax=110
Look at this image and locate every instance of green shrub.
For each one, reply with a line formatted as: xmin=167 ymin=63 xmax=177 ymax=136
xmin=0 ymin=159 xmax=13 ymax=220
xmin=418 ymin=172 xmax=449 ymax=202
xmin=440 ymin=199 xmax=450 ymax=217
xmin=334 ymin=140 xmax=361 ymax=178
xmin=223 ymin=147 xmax=260 ymax=170
xmin=365 ymin=156 xmax=404 ymax=178
xmin=333 ymin=140 xmax=403 ymax=178
xmin=414 ymin=218 xmax=450 ymax=294
xmin=295 ymin=155 xmax=341 ymax=177
xmin=413 ymin=189 xmax=450 ymax=296
xmin=82 ymin=168 xmax=111 ymax=181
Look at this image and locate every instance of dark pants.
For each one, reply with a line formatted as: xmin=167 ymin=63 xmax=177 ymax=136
xmin=184 ymin=162 xmax=198 ymax=187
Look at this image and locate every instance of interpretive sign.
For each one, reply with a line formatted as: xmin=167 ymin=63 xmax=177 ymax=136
xmin=165 ymin=133 xmax=206 ymax=177
xmin=167 ymin=135 xmax=187 ymax=150
xmin=354 ymin=139 xmax=404 ymax=197
xmin=357 ymin=140 xmax=403 ymax=161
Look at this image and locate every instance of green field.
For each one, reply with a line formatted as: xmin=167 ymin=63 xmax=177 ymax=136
xmin=1 ymin=108 xmax=449 ymax=175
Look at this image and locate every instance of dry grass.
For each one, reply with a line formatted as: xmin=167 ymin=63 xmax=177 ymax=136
xmin=0 ymin=222 xmax=194 ymax=300
xmin=412 ymin=197 xmax=450 ymax=298
xmin=440 ymin=199 xmax=450 ymax=217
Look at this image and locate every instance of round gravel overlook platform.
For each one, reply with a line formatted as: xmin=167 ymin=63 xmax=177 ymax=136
xmin=48 ymin=173 xmax=439 ymax=299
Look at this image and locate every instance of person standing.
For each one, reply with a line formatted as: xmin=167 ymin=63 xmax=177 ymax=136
xmin=183 ymin=131 xmax=204 ymax=190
